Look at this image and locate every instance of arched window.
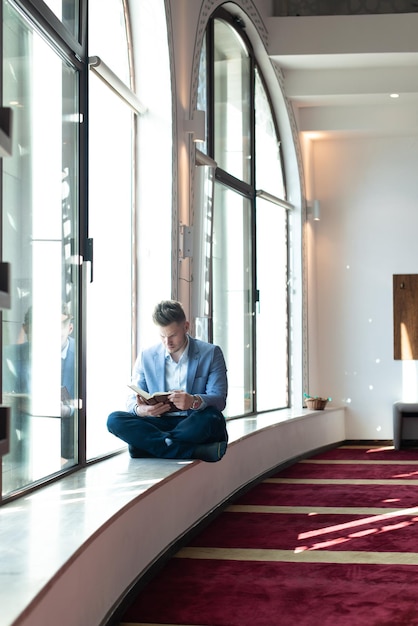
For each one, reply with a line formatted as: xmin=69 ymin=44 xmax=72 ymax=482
xmin=197 ymin=8 xmax=290 ymax=418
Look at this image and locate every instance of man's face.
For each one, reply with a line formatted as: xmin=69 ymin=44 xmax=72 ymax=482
xmin=61 ymin=314 xmax=73 ymax=350
xmin=159 ymin=321 xmax=189 ymax=356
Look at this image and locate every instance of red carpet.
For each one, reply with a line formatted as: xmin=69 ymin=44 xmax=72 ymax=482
xmin=118 ymin=444 xmax=418 ymax=626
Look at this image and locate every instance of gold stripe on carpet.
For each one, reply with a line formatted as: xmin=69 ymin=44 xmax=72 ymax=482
xmin=300 ymin=459 xmax=418 ymax=465
xmin=264 ymin=478 xmax=418 ymax=485
xmin=120 ymin=623 xmax=196 ymax=626
xmin=120 ymin=623 xmax=195 ymax=626
xmin=227 ymin=504 xmax=418 ymax=515
xmin=175 ymin=546 xmax=418 ymax=565
xmin=338 ymin=445 xmax=396 ymax=449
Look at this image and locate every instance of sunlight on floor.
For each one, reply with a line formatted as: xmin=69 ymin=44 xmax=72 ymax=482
xmin=402 ymin=360 xmax=418 ymax=401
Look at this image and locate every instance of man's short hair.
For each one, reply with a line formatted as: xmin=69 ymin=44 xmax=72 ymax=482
xmin=152 ymin=300 xmax=186 ymax=326
xmin=62 ymin=302 xmax=73 ymax=321
xmin=23 ymin=306 xmax=32 ymax=328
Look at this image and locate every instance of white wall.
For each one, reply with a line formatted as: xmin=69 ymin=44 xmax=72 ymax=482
xmin=309 ymin=134 xmax=418 ymax=439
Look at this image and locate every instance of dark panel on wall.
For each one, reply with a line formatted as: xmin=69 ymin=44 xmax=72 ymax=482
xmin=393 ymin=274 xmax=418 ymax=360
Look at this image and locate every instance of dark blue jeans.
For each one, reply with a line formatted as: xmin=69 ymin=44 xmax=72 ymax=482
xmin=107 ymin=407 xmax=228 ymax=459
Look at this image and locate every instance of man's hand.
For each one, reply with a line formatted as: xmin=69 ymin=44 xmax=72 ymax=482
xmin=61 ymin=402 xmax=73 ymax=418
xmin=135 ymin=395 xmax=172 ymax=417
xmin=167 ymin=390 xmax=194 ymax=411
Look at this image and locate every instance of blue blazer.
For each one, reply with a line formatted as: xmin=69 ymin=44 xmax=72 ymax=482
xmin=4 ymin=336 xmax=75 ymax=398
xmin=62 ymin=336 xmax=75 ymax=398
xmin=127 ymin=335 xmax=227 ymax=413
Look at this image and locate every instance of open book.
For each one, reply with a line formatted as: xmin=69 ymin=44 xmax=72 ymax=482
xmin=127 ymin=384 xmax=178 ymax=411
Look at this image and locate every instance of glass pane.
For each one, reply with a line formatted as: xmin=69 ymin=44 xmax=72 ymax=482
xmin=212 ymin=183 xmax=253 ymax=417
xmin=256 ymin=198 xmax=288 ymax=411
xmin=214 ymin=19 xmax=251 ymax=183
xmin=2 ymin=1 xmax=79 ymax=496
xmin=197 ymin=34 xmax=208 ymax=155
xmin=192 ymin=162 xmax=214 ymax=340
xmin=89 ymin=0 xmax=130 ymax=84
xmin=254 ymin=67 xmax=288 ymax=410
xmin=42 ymin=0 xmax=79 ymax=39
xmin=255 ymin=69 xmax=285 ymax=198
xmin=86 ymin=0 xmax=133 ymax=460
xmin=86 ymin=72 xmax=134 ymax=460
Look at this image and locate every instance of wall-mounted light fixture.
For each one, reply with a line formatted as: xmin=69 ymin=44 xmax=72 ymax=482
xmin=308 ymin=199 xmax=321 ymax=221
xmin=184 ymin=110 xmax=205 ymax=143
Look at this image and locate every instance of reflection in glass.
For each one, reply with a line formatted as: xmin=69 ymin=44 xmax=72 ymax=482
xmin=2 ymin=1 xmax=79 ymax=496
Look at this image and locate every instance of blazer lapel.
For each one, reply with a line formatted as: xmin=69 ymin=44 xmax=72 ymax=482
xmin=153 ymin=347 xmax=167 ymax=391
xmin=187 ymin=336 xmax=199 ymax=391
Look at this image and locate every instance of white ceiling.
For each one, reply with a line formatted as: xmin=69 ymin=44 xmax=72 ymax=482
xmin=266 ymin=14 xmax=418 ymax=137
xmin=275 ymin=52 xmax=418 ymax=71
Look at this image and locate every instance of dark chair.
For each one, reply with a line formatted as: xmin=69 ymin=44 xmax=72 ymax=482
xmin=393 ymin=402 xmax=418 ymax=450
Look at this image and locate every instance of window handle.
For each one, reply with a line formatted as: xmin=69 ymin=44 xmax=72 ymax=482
xmin=85 ymin=238 xmax=94 ymax=283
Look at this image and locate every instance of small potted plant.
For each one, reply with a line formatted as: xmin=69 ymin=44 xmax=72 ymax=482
xmin=304 ymin=393 xmax=331 ymax=410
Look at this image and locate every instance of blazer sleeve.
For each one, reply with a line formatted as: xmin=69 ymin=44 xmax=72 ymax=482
xmin=190 ymin=341 xmax=228 ymax=412
xmin=126 ymin=353 xmax=143 ymax=413
xmin=126 ymin=345 xmax=166 ymax=412
xmin=126 ymin=340 xmax=228 ymax=414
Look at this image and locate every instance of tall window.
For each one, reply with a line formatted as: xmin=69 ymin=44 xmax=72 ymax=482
xmin=2 ymin=0 xmax=79 ymax=496
xmin=254 ymin=70 xmax=288 ymax=411
xmin=1 ymin=0 xmax=172 ymax=502
xmin=86 ymin=0 xmax=135 ymax=460
xmin=198 ymin=9 xmax=290 ymax=418
xmin=0 ymin=0 xmax=137 ymax=498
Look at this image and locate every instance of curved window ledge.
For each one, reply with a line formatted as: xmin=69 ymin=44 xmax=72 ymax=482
xmin=0 ymin=407 xmax=345 ymax=626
